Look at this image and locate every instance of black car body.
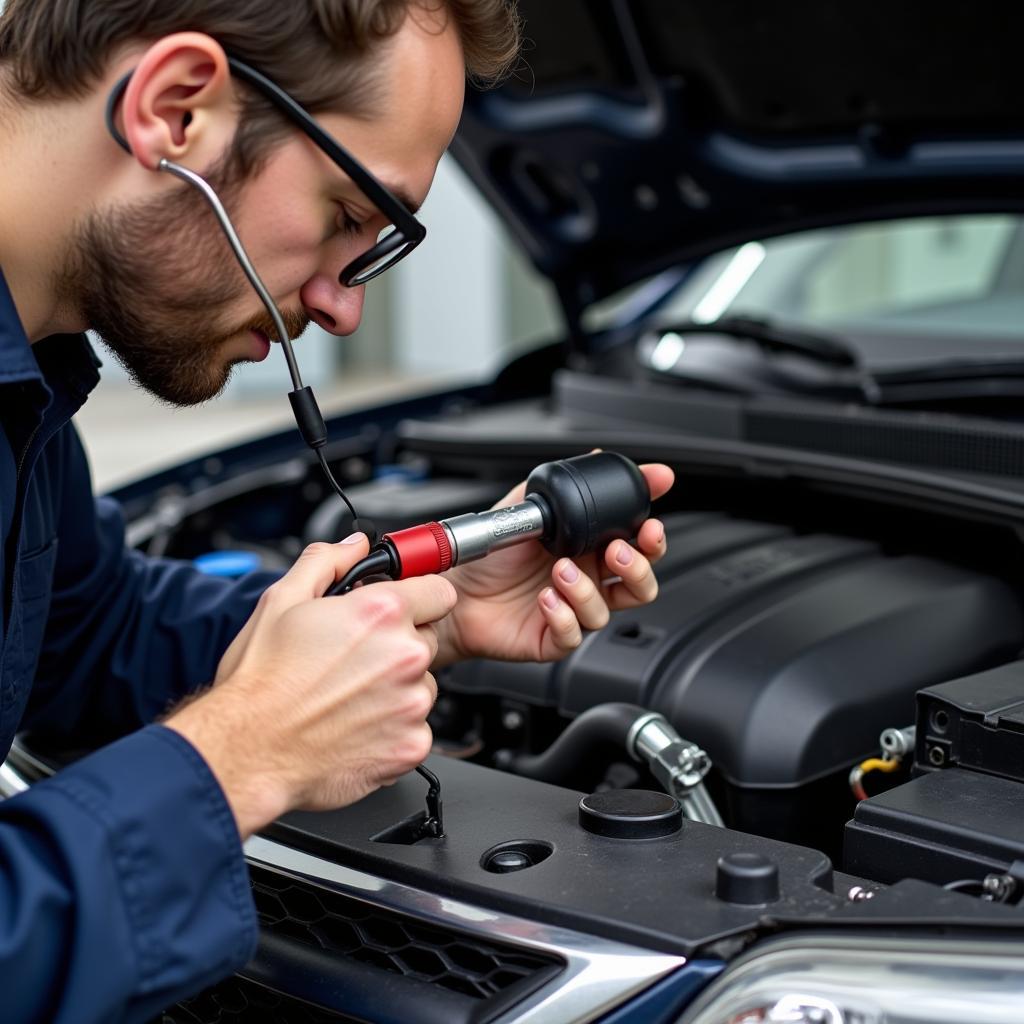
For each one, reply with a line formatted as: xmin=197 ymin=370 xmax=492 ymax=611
xmin=6 ymin=2 xmax=1024 ymax=1020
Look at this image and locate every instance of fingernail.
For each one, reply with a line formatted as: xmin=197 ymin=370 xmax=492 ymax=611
xmin=559 ymin=561 xmax=580 ymax=584
xmin=340 ymin=532 xmax=365 ymax=544
xmin=615 ymin=543 xmax=634 ymax=567
xmin=653 ymin=522 xmax=665 ymax=544
xmin=541 ymin=588 xmax=559 ymax=610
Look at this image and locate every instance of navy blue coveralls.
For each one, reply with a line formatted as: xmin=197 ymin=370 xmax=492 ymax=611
xmin=0 ymin=268 xmax=282 ymax=1021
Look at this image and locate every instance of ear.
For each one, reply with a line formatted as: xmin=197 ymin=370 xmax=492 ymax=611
xmin=119 ymin=32 xmax=232 ymax=170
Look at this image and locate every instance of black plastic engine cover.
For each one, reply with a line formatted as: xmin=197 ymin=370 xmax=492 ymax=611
xmin=444 ymin=513 xmax=1024 ymax=843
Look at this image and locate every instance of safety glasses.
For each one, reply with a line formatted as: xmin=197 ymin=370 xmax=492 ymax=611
xmin=106 ymin=56 xmax=427 ymax=286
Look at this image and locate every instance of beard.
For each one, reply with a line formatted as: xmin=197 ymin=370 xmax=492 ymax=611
xmin=62 ymin=165 xmax=309 ymax=406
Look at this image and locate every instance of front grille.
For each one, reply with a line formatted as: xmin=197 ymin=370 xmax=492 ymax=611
xmin=250 ymin=865 xmax=560 ymax=1001
xmin=160 ymin=976 xmax=359 ymax=1024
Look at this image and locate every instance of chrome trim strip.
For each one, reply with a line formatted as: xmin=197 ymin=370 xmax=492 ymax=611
xmin=0 ymin=761 xmax=29 ymax=798
xmin=244 ymin=834 xmax=685 ymax=1024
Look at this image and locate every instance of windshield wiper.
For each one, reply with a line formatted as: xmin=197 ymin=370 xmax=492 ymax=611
xmin=637 ymin=314 xmax=878 ymax=402
xmin=637 ymin=315 xmax=1024 ymax=410
xmin=665 ymin=315 xmax=863 ymax=368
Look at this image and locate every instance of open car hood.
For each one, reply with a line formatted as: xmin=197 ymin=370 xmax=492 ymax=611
xmin=452 ymin=0 xmax=1024 ymax=313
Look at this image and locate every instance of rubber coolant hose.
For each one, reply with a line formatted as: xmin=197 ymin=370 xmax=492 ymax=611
xmin=499 ymin=703 xmax=647 ymax=787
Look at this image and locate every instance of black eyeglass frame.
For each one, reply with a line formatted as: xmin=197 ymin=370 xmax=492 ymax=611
xmin=104 ymin=55 xmax=427 ymax=286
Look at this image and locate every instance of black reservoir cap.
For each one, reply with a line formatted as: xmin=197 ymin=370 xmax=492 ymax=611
xmin=579 ymin=789 xmax=682 ymax=839
xmin=715 ymin=852 xmax=780 ymax=904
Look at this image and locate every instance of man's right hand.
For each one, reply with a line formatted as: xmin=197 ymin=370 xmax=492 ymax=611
xmin=165 ymin=534 xmax=457 ymax=839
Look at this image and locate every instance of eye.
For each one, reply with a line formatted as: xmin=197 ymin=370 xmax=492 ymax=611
xmin=336 ymin=205 xmax=364 ymax=237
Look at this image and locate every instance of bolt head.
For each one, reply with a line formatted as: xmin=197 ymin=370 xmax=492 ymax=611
xmin=847 ymin=885 xmax=875 ymax=902
xmin=501 ymin=709 xmax=525 ymax=730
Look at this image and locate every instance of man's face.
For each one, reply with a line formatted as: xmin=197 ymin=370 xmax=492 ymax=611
xmin=68 ymin=12 xmax=465 ymax=406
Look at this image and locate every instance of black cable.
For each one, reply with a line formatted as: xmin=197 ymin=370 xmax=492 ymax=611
xmin=325 ymin=548 xmax=394 ymax=597
xmin=314 ymin=449 xmax=377 ymax=544
xmin=415 ymin=765 xmax=444 ymax=838
xmin=315 ymin=448 xmax=357 ymax=521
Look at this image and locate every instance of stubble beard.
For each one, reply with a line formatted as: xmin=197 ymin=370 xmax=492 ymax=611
xmin=62 ymin=167 xmax=308 ymax=406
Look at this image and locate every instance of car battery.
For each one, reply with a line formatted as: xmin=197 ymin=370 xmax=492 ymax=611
xmin=914 ymin=660 xmax=1024 ymax=780
xmin=844 ymin=766 xmax=1024 ymax=885
xmin=845 ymin=661 xmax=1024 ymax=884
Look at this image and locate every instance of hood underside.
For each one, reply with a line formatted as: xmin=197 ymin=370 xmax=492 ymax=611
xmin=453 ymin=0 xmax=1024 ymax=309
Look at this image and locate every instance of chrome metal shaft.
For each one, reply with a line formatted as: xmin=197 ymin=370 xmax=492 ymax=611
xmin=441 ymin=500 xmax=546 ymax=565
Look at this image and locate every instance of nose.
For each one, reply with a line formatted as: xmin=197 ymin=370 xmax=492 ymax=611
xmin=300 ymin=274 xmax=366 ymax=336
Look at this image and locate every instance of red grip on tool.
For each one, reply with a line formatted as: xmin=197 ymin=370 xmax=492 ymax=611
xmin=386 ymin=522 xmax=453 ymax=578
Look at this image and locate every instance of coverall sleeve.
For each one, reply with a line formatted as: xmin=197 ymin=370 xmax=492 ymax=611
xmin=0 ymin=724 xmax=258 ymax=1022
xmin=1 ymin=425 xmax=285 ymax=1018
xmin=23 ymin=423 xmax=282 ymax=739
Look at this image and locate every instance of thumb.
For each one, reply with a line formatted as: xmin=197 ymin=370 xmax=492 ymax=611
xmin=640 ymin=463 xmax=674 ymax=501
xmin=275 ymin=533 xmax=372 ymax=602
xmin=214 ymin=534 xmax=370 ymax=685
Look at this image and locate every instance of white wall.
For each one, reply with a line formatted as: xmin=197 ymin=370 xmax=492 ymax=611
xmin=390 ymin=156 xmax=508 ymax=377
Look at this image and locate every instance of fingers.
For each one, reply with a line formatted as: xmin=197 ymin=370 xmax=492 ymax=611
xmin=551 ymin=558 xmax=610 ymax=631
xmin=417 ymin=624 xmax=441 ymax=669
xmin=390 ymin=574 xmax=459 ymax=626
xmin=637 ymin=518 xmax=668 ymax=565
xmin=545 ymin=529 xmax=660 ymax=641
xmin=537 ymin=586 xmax=584 ymax=656
xmin=216 ymin=537 xmax=370 ymax=682
xmin=420 ymin=668 xmax=439 ymax=709
xmin=536 ymin=509 xmax=667 ymax=657
xmin=601 ymin=538 xmax=659 ymax=609
xmin=378 ymin=675 xmax=436 ymax=784
xmin=378 ymin=721 xmax=434 ymax=785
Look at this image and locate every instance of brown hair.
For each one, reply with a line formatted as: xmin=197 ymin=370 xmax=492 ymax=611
xmin=0 ymin=0 xmax=520 ymax=170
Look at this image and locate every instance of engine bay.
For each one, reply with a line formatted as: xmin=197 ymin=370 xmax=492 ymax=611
xmin=95 ymin=378 xmax=1024 ymax=928
xmin=11 ymin=380 xmax=1024 ymax=1021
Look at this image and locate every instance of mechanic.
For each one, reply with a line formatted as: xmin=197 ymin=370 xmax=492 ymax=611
xmin=0 ymin=0 xmax=674 ymax=1018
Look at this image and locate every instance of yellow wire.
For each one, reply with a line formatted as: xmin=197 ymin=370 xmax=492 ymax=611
xmin=859 ymin=757 xmax=900 ymax=774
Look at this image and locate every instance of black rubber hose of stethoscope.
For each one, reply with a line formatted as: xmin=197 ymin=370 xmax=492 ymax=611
xmin=313 ymin=448 xmax=378 ymax=546
xmin=324 ymin=547 xmax=395 ymax=596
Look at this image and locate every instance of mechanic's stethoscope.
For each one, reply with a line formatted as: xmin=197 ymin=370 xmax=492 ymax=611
xmin=104 ymin=65 xmax=652 ymax=840
xmin=103 ymin=62 xmax=459 ymax=829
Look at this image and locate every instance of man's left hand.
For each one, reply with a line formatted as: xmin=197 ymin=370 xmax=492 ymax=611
xmin=433 ymin=463 xmax=674 ymax=667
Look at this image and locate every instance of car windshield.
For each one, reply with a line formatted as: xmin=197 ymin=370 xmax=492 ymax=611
xmin=652 ymin=214 xmax=1024 ymax=354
